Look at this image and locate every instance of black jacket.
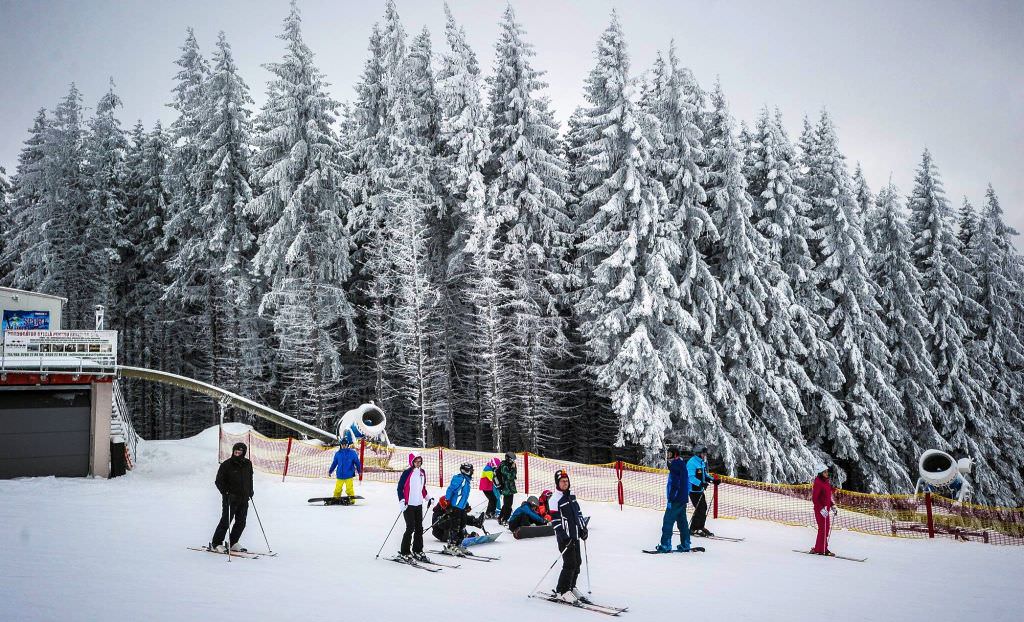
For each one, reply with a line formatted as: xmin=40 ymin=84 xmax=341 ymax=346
xmin=553 ymin=490 xmax=587 ymax=543
xmin=215 ymin=456 xmax=254 ymax=499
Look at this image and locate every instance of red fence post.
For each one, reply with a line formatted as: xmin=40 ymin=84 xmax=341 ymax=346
xmin=358 ymin=438 xmax=366 ymax=482
xmin=713 ymin=477 xmax=719 ymax=519
xmin=524 ymin=452 xmax=530 ymax=495
xmin=438 ymin=447 xmax=444 ymax=488
xmin=281 ymin=437 xmax=293 ymax=482
xmin=925 ymin=492 xmax=935 ymax=538
xmin=615 ymin=461 xmax=624 ymax=510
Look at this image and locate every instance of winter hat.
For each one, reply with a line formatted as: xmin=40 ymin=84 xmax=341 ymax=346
xmin=540 ymin=489 xmax=552 ymax=500
xmin=526 ymin=495 xmax=540 ymax=507
xmin=505 ymin=451 xmax=516 ymax=461
xmin=408 ymin=453 xmax=422 ymax=466
xmin=489 ymin=458 xmax=501 ymax=468
xmin=811 ymin=461 xmax=828 ymax=476
xmin=554 ymin=469 xmax=571 ymax=488
xmin=232 ymin=442 xmax=247 ymax=457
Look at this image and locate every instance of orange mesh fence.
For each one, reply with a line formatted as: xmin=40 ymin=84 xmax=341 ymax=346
xmin=219 ymin=428 xmax=1024 ymax=546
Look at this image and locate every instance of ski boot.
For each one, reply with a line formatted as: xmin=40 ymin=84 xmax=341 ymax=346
xmin=229 ymin=543 xmax=247 ymax=552
xmin=571 ymin=588 xmax=593 ymax=605
xmin=555 ymin=590 xmax=579 ymax=604
xmin=655 ymin=544 xmax=673 ymax=553
xmin=208 ymin=542 xmax=227 ymax=553
xmin=412 ymin=552 xmax=430 ymax=563
xmin=444 ymin=543 xmax=465 ymax=557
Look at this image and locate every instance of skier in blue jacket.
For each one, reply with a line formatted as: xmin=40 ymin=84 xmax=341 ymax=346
xmin=328 ymin=438 xmax=362 ymax=502
xmin=655 ymin=447 xmax=704 ymax=553
xmin=443 ymin=463 xmax=474 ymax=554
xmin=687 ymin=445 xmax=715 ymax=536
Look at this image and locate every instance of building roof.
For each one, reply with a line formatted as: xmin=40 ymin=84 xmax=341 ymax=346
xmin=0 ymin=286 xmax=69 ymax=303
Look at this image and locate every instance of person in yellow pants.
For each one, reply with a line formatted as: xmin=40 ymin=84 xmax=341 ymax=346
xmin=328 ymin=437 xmax=363 ymax=503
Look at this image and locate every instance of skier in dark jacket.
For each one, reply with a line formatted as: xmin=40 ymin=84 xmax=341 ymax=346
xmin=656 ymin=447 xmax=703 ymax=553
xmin=687 ymin=445 xmax=715 ymax=536
xmin=210 ymin=442 xmax=254 ymax=552
xmin=550 ymin=469 xmax=589 ymax=604
xmin=495 ymin=451 xmax=518 ymax=525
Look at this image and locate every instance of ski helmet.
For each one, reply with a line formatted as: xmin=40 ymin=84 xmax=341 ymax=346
xmin=693 ymin=444 xmax=708 ymax=456
xmin=460 ymin=462 xmax=474 ymax=477
xmin=526 ymin=495 xmax=540 ymax=507
xmin=439 ymin=496 xmax=450 ymax=510
xmin=505 ymin=451 xmax=516 ymax=461
xmin=232 ymin=442 xmax=247 ymax=457
xmin=811 ymin=461 xmax=828 ymax=476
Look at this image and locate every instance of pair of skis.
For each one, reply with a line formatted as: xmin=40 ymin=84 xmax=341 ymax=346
xmin=187 ymin=546 xmax=276 ymax=560
xmin=387 ymin=555 xmax=461 ymax=572
xmin=792 ymin=549 xmax=866 ymax=562
xmin=426 ymin=548 xmax=500 ymax=562
xmin=529 ymin=591 xmax=628 ymax=616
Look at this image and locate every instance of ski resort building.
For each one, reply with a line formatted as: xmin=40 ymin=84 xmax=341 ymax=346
xmin=0 ymin=286 xmax=137 ymax=480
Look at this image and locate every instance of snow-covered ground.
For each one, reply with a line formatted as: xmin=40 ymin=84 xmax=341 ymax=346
xmin=1 ymin=424 xmax=1021 ymax=622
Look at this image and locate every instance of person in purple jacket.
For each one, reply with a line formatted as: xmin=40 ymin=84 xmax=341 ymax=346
xmin=396 ymin=453 xmax=434 ymax=561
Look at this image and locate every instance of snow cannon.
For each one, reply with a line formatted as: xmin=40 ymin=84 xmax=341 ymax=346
xmin=337 ymin=403 xmax=391 ymax=447
xmin=915 ymin=449 xmax=973 ymax=502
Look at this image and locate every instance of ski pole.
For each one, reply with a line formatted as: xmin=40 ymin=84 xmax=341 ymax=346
xmin=226 ymin=500 xmax=234 ymax=563
xmin=529 ymin=541 xmax=571 ymax=597
xmin=376 ymin=509 xmax=404 ymax=559
xmin=250 ymin=498 xmax=273 ymax=554
xmin=583 ymin=539 xmax=592 ymax=594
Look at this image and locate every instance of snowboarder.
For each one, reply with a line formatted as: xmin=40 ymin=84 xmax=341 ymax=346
xmin=443 ymin=462 xmax=474 ymax=554
xmin=655 ymin=446 xmax=701 ymax=553
xmin=687 ymin=445 xmax=715 ymax=536
xmin=810 ymin=461 xmax=836 ymax=556
xmin=479 ymin=457 xmax=501 ymax=519
xmin=495 ymin=451 xmax=518 ymax=525
xmin=550 ymin=469 xmax=589 ymax=604
xmin=210 ymin=442 xmax=254 ymax=552
xmin=328 ymin=438 xmax=363 ymax=502
xmin=396 ymin=453 xmax=433 ymax=561
xmin=508 ymin=495 xmax=550 ymax=531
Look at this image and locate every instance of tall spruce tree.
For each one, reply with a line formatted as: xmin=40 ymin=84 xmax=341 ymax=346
xmin=5 ymin=110 xmax=50 ymax=289
xmin=248 ymin=1 xmax=357 ymax=429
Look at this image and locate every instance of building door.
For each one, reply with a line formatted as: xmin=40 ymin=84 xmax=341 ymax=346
xmin=0 ymin=387 xmax=91 ymax=478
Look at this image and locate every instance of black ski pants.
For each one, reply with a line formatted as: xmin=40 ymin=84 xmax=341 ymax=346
xmin=483 ymin=490 xmax=498 ymax=516
xmin=212 ymin=494 xmax=248 ymax=546
xmin=689 ymin=491 xmax=709 ymax=532
xmin=556 ymin=538 xmax=582 ymax=594
xmin=400 ymin=505 xmax=425 ymax=555
xmin=447 ymin=507 xmax=466 ymax=546
xmin=499 ymin=493 xmax=514 ymax=522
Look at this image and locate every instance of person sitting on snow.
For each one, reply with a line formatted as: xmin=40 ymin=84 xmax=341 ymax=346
xmin=327 ymin=436 xmax=362 ymax=503
xmin=536 ymin=490 xmax=554 ymax=521
xmin=507 ymin=495 xmax=550 ymax=531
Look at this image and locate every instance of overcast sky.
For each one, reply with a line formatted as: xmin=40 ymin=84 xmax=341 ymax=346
xmin=1 ymin=0 xmax=1021 ymax=243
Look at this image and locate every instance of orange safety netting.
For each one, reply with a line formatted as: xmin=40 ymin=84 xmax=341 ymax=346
xmin=219 ymin=428 xmax=1024 ymax=546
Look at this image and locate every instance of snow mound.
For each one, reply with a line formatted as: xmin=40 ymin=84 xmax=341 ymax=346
xmin=0 ymin=431 xmax=1021 ymax=622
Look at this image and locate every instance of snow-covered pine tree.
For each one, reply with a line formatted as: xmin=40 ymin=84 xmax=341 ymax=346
xmin=41 ymin=84 xmax=93 ymax=326
xmin=642 ymin=45 xmax=726 ymax=464
xmin=906 ymin=149 xmax=1006 ymax=502
xmin=966 ymin=185 xmax=1024 ymax=500
xmin=83 ymin=79 xmax=127 ymax=324
xmin=804 ymin=111 xmax=909 ymax=491
xmin=851 ymin=162 xmax=874 ymax=220
xmin=248 ymin=1 xmax=357 ymax=430
xmin=574 ymin=14 xmax=703 ymax=464
xmin=748 ymin=108 xmax=848 ymax=476
xmin=487 ymin=4 xmax=572 ymax=452
xmin=703 ymin=85 xmax=816 ymax=481
xmin=0 ymin=167 xmax=9 ymax=280
xmin=868 ymin=182 xmax=945 ymax=457
xmin=958 ymin=197 xmax=978 ymax=252
xmin=3 ymin=109 xmax=49 ymax=289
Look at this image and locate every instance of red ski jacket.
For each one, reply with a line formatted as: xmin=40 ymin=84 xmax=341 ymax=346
xmin=812 ymin=475 xmax=834 ymax=513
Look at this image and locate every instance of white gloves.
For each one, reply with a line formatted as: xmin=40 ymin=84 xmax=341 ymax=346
xmin=400 ymin=501 xmax=407 ymax=511
xmin=819 ymin=507 xmax=829 ymax=518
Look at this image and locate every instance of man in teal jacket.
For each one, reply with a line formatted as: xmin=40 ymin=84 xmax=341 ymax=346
xmin=687 ymin=445 xmax=714 ymax=536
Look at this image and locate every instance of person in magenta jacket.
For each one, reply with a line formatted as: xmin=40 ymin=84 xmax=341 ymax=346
xmin=810 ymin=461 xmax=836 ymax=556
xmin=479 ymin=458 xmax=501 ymax=518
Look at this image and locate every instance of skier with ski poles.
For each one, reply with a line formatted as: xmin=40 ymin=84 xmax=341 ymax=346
xmin=495 ymin=451 xmax=518 ymax=525
xmin=653 ymin=446 xmax=704 ymax=554
xmin=396 ymin=453 xmax=434 ymax=562
xmin=443 ymin=462 xmax=474 ymax=555
xmin=209 ymin=442 xmax=254 ymax=553
xmin=687 ymin=445 xmax=715 ymax=537
xmin=328 ymin=437 xmax=363 ymax=503
xmin=550 ymin=469 xmax=589 ymax=604
xmin=809 ymin=461 xmax=836 ymax=556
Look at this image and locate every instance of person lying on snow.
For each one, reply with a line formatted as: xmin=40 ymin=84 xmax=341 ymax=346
xmin=508 ymin=495 xmax=550 ymax=531
xmin=430 ymin=495 xmax=488 ymax=548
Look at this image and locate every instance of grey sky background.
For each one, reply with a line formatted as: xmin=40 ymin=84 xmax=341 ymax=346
xmin=1 ymin=0 xmax=1021 ymax=244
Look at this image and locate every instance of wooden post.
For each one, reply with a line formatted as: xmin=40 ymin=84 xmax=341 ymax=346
xmin=925 ymin=492 xmax=935 ymax=538
xmin=358 ymin=438 xmax=366 ymax=482
xmin=281 ymin=437 xmax=293 ymax=482
xmin=524 ymin=452 xmax=530 ymax=495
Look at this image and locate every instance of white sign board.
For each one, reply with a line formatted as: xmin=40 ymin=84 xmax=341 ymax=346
xmin=2 ymin=330 xmax=118 ymax=367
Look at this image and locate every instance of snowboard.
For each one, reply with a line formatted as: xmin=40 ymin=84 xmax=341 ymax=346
xmin=641 ymin=547 xmax=705 ymax=554
xmin=461 ymin=531 xmax=501 ymax=547
xmin=513 ymin=524 xmax=555 ymax=539
xmin=308 ymin=496 xmax=364 ymax=505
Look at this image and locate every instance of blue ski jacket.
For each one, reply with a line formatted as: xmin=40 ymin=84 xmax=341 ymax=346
xmin=687 ymin=455 xmax=712 ymax=493
xmin=329 ymin=447 xmax=362 ymax=480
xmin=446 ymin=473 xmax=472 ymax=510
xmin=666 ymin=457 xmax=689 ymax=506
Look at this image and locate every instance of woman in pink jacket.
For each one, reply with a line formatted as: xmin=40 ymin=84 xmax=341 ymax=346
xmin=810 ymin=461 xmax=836 ymax=556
